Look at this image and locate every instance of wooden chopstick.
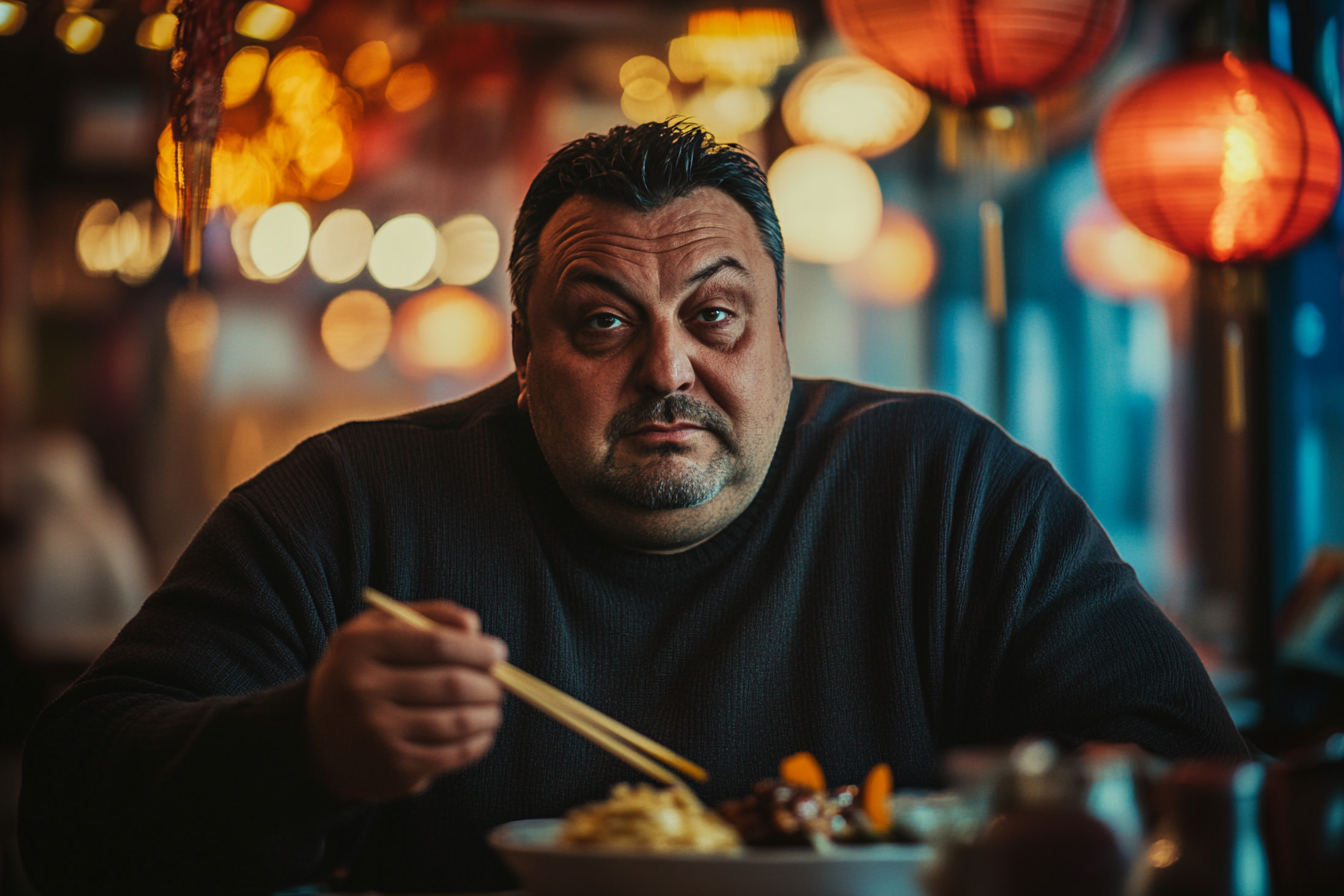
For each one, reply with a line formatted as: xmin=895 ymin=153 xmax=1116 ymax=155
xmin=361 ymin=588 xmax=707 ymax=787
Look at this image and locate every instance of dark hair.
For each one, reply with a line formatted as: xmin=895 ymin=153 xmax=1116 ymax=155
xmin=508 ymin=120 xmax=784 ymax=323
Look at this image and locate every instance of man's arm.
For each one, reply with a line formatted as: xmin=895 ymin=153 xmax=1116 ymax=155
xmin=18 ymin=436 xmax=506 ymax=895
xmin=945 ymin=456 xmax=1248 ymax=759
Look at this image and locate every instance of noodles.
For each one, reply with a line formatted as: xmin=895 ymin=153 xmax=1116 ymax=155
xmin=560 ymin=783 xmax=743 ymax=853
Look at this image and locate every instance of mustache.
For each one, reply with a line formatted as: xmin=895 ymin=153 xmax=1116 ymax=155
xmin=606 ymin=394 xmax=733 ymax=443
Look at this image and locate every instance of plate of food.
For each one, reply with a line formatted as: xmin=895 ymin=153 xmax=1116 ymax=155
xmin=489 ymin=755 xmax=937 ymax=896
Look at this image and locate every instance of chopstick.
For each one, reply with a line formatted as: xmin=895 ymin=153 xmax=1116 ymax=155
xmin=362 ymin=587 xmax=708 ymax=788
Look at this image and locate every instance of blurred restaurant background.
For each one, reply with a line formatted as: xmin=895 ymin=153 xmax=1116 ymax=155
xmin=2 ymin=0 xmax=1344 ymax=875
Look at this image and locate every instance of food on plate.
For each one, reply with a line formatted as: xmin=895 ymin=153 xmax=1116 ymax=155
xmin=718 ymin=754 xmax=906 ymax=846
xmin=559 ymin=782 xmax=743 ymax=853
xmin=779 ymin=750 xmax=828 ymax=792
xmin=717 ymin=777 xmax=860 ymax=845
xmin=862 ymin=762 xmax=894 ymax=834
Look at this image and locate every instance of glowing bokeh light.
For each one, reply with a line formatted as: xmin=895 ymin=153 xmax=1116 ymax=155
xmin=230 ymin=207 xmax=270 ymax=280
xmin=669 ymin=8 xmax=800 ymax=87
xmin=117 ymin=200 xmax=174 ymax=286
xmin=249 ymin=202 xmax=311 ymax=280
xmin=309 ymin=209 xmax=374 ymax=283
xmin=135 ymin=12 xmax=177 ymax=50
xmin=76 ymin=200 xmax=136 ymax=275
xmin=682 ymin=84 xmax=772 ymax=142
xmin=1064 ymin=200 xmax=1191 ymax=301
xmin=235 ymin=1 xmax=295 ymax=42
xmin=768 ymin=144 xmax=882 ymax=264
xmin=385 ymin=63 xmax=436 ymax=112
xmin=834 ymin=207 xmax=938 ymax=305
xmin=782 ymin=56 xmax=929 ymax=158
xmin=321 ymin=290 xmax=392 ymax=371
xmin=166 ymin=290 xmax=220 ymax=374
xmin=159 ymin=45 xmax=358 ymax=220
xmin=621 ymin=55 xmax=671 ymax=89
xmin=344 ymin=40 xmax=392 ymax=88
xmin=57 ymin=12 xmax=103 ymax=54
xmin=369 ymin=214 xmax=441 ymax=289
xmin=222 ymin=46 xmax=270 ymax=108
xmin=392 ymin=286 xmax=504 ymax=375
xmin=0 ymin=2 xmax=27 ymax=37
xmin=621 ymin=84 xmax=677 ymax=124
xmin=438 ymin=214 xmax=500 ymax=286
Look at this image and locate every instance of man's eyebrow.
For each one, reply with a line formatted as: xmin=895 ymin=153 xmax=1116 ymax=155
xmin=556 ymin=268 xmax=632 ymax=300
xmin=687 ymin=256 xmax=751 ymax=287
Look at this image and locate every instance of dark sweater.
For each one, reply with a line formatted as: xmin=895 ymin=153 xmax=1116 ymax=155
xmin=19 ymin=377 xmax=1245 ymax=895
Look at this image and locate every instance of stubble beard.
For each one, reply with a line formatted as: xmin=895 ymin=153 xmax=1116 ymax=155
xmin=593 ymin=394 xmax=745 ymax=511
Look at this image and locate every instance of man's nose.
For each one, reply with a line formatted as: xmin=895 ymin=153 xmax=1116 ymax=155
xmin=635 ymin=320 xmax=694 ymax=395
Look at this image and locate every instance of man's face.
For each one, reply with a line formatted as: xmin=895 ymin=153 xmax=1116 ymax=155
xmin=514 ymin=187 xmax=791 ymax=553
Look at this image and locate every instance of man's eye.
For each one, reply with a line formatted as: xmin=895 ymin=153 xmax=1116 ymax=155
xmin=584 ymin=313 xmax=623 ymax=330
xmin=697 ymin=308 xmax=731 ymax=323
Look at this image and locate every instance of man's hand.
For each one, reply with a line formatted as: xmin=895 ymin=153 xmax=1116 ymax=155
xmin=306 ymin=600 xmax=508 ymax=801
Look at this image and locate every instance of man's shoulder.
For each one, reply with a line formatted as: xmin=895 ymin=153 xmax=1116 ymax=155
xmin=325 ymin=376 xmax=521 ymax=442
xmin=790 ymin=378 xmax=994 ymax=436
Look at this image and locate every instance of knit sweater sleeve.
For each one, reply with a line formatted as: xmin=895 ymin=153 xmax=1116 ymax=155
xmin=18 ymin=433 xmax=367 ymax=896
xmin=947 ymin=452 xmax=1247 ymax=759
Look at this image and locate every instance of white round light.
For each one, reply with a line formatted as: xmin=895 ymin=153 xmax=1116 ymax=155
xmin=249 ymin=202 xmax=311 ymax=279
xmin=309 ymin=209 xmax=374 ymax=283
xmin=767 ymin=144 xmax=882 ymax=264
xmin=369 ymin=214 xmax=441 ymax=290
xmin=438 ymin=214 xmax=500 ymax=286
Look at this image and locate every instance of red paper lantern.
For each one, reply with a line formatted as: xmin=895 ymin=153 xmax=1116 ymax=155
xmin=824 ymin=0 xmax=1130 ymax=106
xmin=1097 ymin=53 xmax=1342 ymax=262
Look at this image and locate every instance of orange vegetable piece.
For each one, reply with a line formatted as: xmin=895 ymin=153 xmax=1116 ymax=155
xmin=779 ymin=751 xmax=826 ymax=792
xmin=863 ymin=762 xmax=893 ymax=833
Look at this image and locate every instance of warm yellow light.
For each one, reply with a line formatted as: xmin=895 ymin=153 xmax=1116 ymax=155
xmin=344 ymin=40 xmax=392 ymax=88
xmin=385 ymin=63 xmax=436 ymax=112
xmin=620 ymin=55 xmax=670 ymax=90
xmin=235 ymin=1 xmax=294 ymax=42
xmin=223 ymin=45 xmax=270 ymax=108
xmin=135 ymin=12 xmax=177 ymax=50
xmin=249 ymin=202 xmax=311 ymax=279
xmin=166 ymin=290 xmax=220 ymax=369
xmin=1065 ymin=201 xmax=1191 ymax=301
xmin=57 ymin=12 xmax=103 ymax=54
xmin=768 ymin=144 xmax=882 ymax=264
xmin=308 ymin=147 xmax=353 ymax=201
xmin=621 ymin=84 xmax=676 ymax=124
xmin=682 ymin=85 xmax=771 ymax=142
xmin=782 ymin=56 xmax=929 ymax=158
xmin=0 ymin=2 xmax=27 ymax=37
xmin=671 ymin=8 xmax=799 ymax=87
xmin=438 ymin=214 xmax=500 ymax=286
xmin=117 ymin=199 xmax=174 ymax=286
xmin=834 ymin=208 xmax=938 ymax=306
xmin=309 ymin=208 xmax=373 ymax=283
xmin=230 ymin=206 xmax=269 ymax=280
xmin=321 ymin=290 xmax=392 ymax=371
xmin=393 ymin=286 xmax=504 ymax=375
xmin=369 ymin=214 xmax=441 ymax=289
xmin=76 ymin=200 xmax=137 ymax=275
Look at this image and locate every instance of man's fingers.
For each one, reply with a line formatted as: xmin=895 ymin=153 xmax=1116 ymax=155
xmin=402 ymin=730 xmax=497 ymax=773
xmin=362 ymin=621 xmax=507 ymax=668
xmin=397 ymin=704 xmax=503 ymax=745
xmin=413 ymin=601 xmax=482 ymax=635
xmin=383 ymin=666 xmax=504 ymax=707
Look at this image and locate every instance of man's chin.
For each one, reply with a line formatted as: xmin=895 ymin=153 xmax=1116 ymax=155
xmin=596 ymin=456 xmax=730 ymax=511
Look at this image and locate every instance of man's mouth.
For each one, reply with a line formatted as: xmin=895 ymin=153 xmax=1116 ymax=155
xmin=629 ymin=422 xmax=705 ymax=442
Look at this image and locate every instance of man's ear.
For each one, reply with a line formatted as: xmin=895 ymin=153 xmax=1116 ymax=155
xmin=778 ymin=283 xmax=787 ymax=341
xmin=512 ymin=311 xmax=529 ymax=414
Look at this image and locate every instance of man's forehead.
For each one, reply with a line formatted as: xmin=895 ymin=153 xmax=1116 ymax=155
xmin=538 ymin=188 xmax=760 ymax=256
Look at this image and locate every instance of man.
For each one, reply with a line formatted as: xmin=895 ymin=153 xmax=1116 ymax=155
xmin=20 ymin=122 xmax=1246 ymax=895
